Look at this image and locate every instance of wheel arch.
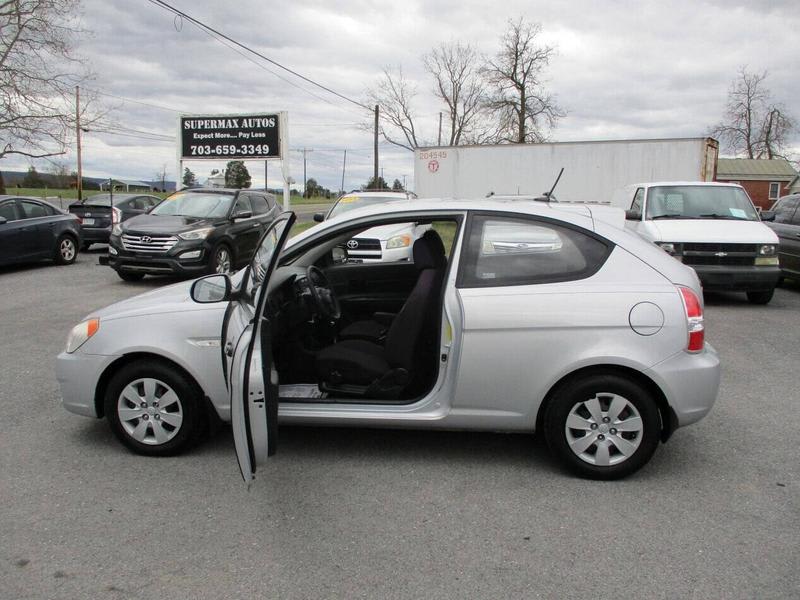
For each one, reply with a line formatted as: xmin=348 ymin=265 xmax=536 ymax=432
xmin=94 ymin=351 xmax=216 ymax=422
xmin=535 ymin=364 xmax=678 ymax=443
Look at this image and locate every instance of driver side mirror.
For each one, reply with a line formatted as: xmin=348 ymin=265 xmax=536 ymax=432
xmin=313 ymin=213 xmax=325 ymax=223
xmin=625 ymin=209 xmax=642 ymax=221
xmin=760 ymin=210 xmax=776 ymax=222
xmin=191 ymin=274 xmax=231 ymax=303
xmin=0 ymin=216 xmax=6 ymax=225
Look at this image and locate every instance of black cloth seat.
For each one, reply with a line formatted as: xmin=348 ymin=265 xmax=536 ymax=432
xmin=316 ymin=230 xmax=447 ymax=396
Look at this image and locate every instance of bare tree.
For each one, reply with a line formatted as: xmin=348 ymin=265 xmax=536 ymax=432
xmin=0 ymin=0 xmax=99 ymax=181
xmin=423 ymin=42 xmax=486 ymax=146
xmin=711 ymin=67 xmax=795 ymax=159
xmin=482 ymin=18 xmax=565 ymax=144
xmin=366 ymin=66 xmax=422 ymax=150
xmin=153 ymin=163 xmax=168 ymax=192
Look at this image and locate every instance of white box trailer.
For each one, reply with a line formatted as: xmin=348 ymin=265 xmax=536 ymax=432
xmin=413 ymin=137 xmax=719 ymax=203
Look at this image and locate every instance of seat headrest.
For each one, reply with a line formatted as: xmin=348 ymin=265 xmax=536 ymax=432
xmin=413 ymin=229 xmax=446 ymax=269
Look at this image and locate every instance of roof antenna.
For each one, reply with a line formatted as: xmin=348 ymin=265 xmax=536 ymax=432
xmin=535 ymin=167 xmax=564 ymax=203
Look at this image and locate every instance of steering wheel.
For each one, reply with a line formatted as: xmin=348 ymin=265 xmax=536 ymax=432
xmin=306 ymin=266 xmax=341 ymax=321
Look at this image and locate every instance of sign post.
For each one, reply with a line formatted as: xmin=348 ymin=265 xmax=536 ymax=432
xmin=177 ymin=111 xmax=290 ymax=210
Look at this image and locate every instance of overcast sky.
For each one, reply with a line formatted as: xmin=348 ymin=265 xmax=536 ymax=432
xmin=14 ymin=0 xmax=800 ymax=191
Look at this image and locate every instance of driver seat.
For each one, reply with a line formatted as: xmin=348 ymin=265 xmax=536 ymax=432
xmin=315 ymin=230 xmax=447 ymax=398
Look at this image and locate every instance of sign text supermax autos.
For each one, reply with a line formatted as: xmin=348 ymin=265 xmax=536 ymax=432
xmin=180 ymin=114 xmax=281 ymax=160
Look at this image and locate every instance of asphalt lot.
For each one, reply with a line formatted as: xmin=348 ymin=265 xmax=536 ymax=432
xmin=1 ymin=249 xmax=798 ymax=600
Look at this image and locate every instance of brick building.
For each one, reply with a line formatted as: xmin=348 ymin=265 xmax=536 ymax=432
xmin=716 ymin=158 xmax=799 ymax=209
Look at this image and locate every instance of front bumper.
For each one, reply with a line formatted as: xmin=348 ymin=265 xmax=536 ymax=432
xmin=692 ymin=265 xmax=780 ymax=292
xmin=645 ymin=342 xmax=720 ymax=429
xmin=107 ymin=238 xmax=211 ymax=276
xmin=56 ymin=350 xmax=120 ymax=418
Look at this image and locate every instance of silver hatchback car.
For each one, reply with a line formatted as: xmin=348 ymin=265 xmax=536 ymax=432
xmin=57 ymin=199 xmax=720 ymax=480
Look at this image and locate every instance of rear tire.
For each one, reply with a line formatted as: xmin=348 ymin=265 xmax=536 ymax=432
xmin=104 ymin=360 xmax=205 ymax=456
xmin=746 ymin=288 xmax=774 ymax=305
xmin=54 ymin=234 xmax=78 ymax=265
xmin=544 ymin=374 xmax=661 ymax=480
xmin=117 ymin=271 xmax=145 ymax=282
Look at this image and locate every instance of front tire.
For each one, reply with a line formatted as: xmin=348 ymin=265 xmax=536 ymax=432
xmin=210 ymin=243 xmax=233 ymax=274
xmin=746 ymin=288 xmax=774 ymax=305
xmin=544 ymin=374 xmax=661 ymax=480
xmin=54 ymin=234 xmax=78 ymax=265
xmin=104 ymin=360 xmax=204 ymax=456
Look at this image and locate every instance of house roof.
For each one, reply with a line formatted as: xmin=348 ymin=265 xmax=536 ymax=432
xmin=717 ymin=158 xmax=798 ymax=180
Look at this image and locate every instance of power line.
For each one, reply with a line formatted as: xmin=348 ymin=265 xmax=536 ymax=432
xmin=145 ymin=0 xmax=371 ymax=112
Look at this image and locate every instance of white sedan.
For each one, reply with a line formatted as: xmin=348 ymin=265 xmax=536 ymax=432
xmin=58 ymin=198 xmax=720 ymax=480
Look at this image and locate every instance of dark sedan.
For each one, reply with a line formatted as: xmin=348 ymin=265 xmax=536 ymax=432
xmin=0 ymin=195 xmax=82 ymax=267
xmin=766 ymin=193 xmax=800 ymax=281
xmin=107 ymin=188 xmax=279 ymax=281
xmin=69 ymin=193 xmax=162 ymax=250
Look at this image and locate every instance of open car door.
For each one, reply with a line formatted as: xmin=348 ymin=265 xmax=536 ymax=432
xmin=226 ymin=212 xmax=296 ymax=484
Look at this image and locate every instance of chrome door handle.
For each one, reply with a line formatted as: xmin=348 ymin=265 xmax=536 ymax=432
xmin=224 ymin=341 xmax=234 ymax=357
xmin=253 ymin=223 xmax=261 ymax=228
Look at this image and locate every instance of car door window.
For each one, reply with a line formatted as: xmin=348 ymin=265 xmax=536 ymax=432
xmin=773 ymin=197 xmax=799 ymax=224
xmin=19 ymin=200 xmax=47 ymax=219
xmin=265 ymin=194 xmax=276 ymax=210
xmin=0 ymin=200 xmax=18 ymax=221
xmin=458 ymin=214 xmax=612 ymax=287
xmin=249 ymin=194 xmax=268 ymax=215
xmin=232 ymin=195 xmax=252 ymax=218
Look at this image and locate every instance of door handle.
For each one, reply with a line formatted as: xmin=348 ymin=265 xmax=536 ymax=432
xmin=252 ymin=223 xmax=260 ymax=228
xmin=224 ymin=341 xmax=234 ymax=357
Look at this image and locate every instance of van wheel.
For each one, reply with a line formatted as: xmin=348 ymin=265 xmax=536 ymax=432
xmin=746 ymin=289 xmax=774 ymax=305
xmin=544 ymin=374 xmax=661 ymax=480
xmin=104 ymin=360 xmax=204 ymax=456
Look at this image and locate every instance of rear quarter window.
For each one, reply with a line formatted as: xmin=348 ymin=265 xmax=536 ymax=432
xmin=458 ymin=214 xmax=612 ymax=287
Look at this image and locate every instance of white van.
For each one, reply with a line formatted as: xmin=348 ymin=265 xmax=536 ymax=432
xmin=612 ymin=182 xmax=780 ymax=304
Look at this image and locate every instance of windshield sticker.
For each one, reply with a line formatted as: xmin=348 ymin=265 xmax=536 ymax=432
xmin=338 ymin=196 xmax=357 ymax=204
xmin=729 ymin=208 xmax=747 ymax=218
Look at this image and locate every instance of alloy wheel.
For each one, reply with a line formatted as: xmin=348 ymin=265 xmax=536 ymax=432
xmin=116 ymin=377 xmax=184 ymax=445
xmin=215 ymin=248 xmax=231 ymax=274
xmin=60 ymin=238 xmax=76 ymax=261
xmin=564 ymin=392 xmax=643 ymax=466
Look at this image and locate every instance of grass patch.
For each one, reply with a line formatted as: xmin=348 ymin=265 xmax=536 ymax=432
xmin=289 ymin=221 xmax=318 ymax=237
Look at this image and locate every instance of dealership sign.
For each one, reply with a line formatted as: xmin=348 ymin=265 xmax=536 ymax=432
xmin=179 ymin=113 xmax=285 ymax=160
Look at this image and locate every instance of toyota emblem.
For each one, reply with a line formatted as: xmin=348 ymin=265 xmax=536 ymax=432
xmin=346 ymin=239 xmax=359 ymax=249
xmin=141 ymin=236 xmax=152 ymax=244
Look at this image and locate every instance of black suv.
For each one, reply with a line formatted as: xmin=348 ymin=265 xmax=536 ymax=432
xmin=107 ymin=188 xmax=279 ymax=281
xmin=765 ymin=193 xmax=800 ymax=281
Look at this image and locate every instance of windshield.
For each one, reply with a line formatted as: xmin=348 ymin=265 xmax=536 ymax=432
xmin=149 ymin=191 xmax=234 ymax=218
xmin=328 ymin=194 xmax=404 ymax=218
xmin=645 ymin=186 xmax=759 ymax=221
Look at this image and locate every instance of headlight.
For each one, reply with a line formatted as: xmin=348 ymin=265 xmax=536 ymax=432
xmin=758 ymin=244 xmax=776 ymax=256
xmin=65 ymin=318 xmax=100 ymax=353
xmin=655 ymin=242 xmax=681 ymax=256
xmin=179 ymin=227 xmax=214 ymax=240
xmin=112 ymin=224 xmax=123 ymax=236
xmin=386 ymin=234 xmax=411 ymax=249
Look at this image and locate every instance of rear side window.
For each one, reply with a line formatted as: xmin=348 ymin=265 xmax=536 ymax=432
xmin=19 ymin=200 xmax=49 ymax=219
xmin=0 ymin=201 xmax=17 ymax=221
xmin=459 ymin=214 xmax=612 ymax=287
xmin=265 ymin=194 xmax=276 ymax=210
xmin=250 ymin=194 xmax=268 ymax=215
xmin=773 ymin=196 xmax=799 ymax=224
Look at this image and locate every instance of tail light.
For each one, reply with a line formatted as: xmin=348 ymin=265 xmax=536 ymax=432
xmin=678 ymin=286 xmax=704 ymax=352
xmin=111 ymin=207 xmax=122 ymax=225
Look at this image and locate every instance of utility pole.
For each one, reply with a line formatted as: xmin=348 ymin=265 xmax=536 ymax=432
xmin=373 ymin=104 xmax=379 ymax=188
xmin=340 ymin=149 xmax=347 ymax=194
xmin=295 ymin=147 xmax=314 ymax=197
xmin=75 ymin=86 xmax=83 ymax=202
xmin=402 ymin=174 xmax=406 ymax=190
xmin=438 ymin=112 xmax=443 ymax=146
xmin=264 ymin=160 xmax=268 ymax=191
